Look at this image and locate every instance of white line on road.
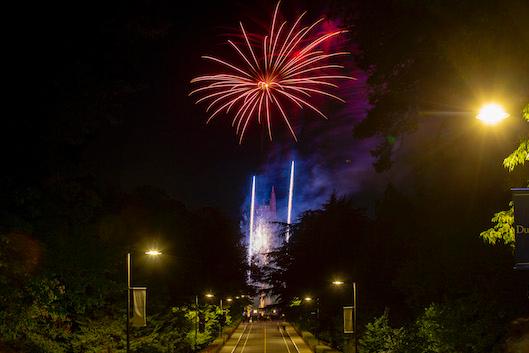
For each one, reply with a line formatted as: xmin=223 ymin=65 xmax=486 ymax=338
xmin=239 ymin=322 xmax=253 ymax=353
xmin=230 ymin=323 xmax=249 ymax=353
xmin=283 ymin=326 xmax=301 ymax=353
xmin=279 ymin=324 xmax=292 ymax=353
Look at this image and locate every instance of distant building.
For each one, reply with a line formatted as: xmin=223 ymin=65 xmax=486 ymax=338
xmin=245 ymin=162 xmax=294 ymax=312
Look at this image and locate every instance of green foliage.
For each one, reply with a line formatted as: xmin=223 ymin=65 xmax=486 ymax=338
xmin=503 ymin=141 xmax=529 ymax=172
xmin=0 ymin=277 xmax=70 ymax=353
xmin=360 ymin=311 xmax=406 ymax=353
xmin=70 ymin=316 xmax=125 ymax=353
xmin=131 ymin=308 xmax=194 ymax=353
xmin=481 ymin=103 xmax=529 ymax=247
xmin=0 ymin=183 xmax=247 ymax=352
xmin=360 ymin=297 xmax=509 ymax=353
xmin=480 ymin=202 xmax=514 ymax=246
xmin=414 ymin=297 xmax=506 ymax=353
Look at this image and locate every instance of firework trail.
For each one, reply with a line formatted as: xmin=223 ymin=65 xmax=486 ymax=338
xmin=286 ymin=160 xmax=294 ymax=241
xmin=190 ymin=1 xmax=354 ymax=143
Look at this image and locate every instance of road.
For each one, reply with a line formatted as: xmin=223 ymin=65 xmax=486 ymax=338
xmin=219 ymin=321 xmax=313 ymax=353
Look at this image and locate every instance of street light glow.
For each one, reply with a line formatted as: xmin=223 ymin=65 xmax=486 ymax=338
xmin=226 ymin=298 xmax=233 ymax=302
xmin=476 ymin=103 xmax=509 ymax=125
xmin=205 ymin=293 xmax=214 ymax=298
xmin=304 ymin=297 xmax=313 ymax=302
xmin=145 ymin=249 xmax=162 ymax=256
xmin=332 ymin=280 xmax=345 ymax=286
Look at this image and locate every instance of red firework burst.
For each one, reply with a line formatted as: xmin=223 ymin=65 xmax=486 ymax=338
xmin=190 ymin=1 xmax=354 ymax=143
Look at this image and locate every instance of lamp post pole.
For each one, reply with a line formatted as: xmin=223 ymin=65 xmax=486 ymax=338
xmin=125 ymin=249 xmax=161 ymax=353
xmin=332 ymin=280 xmax=358 ymax=353
xmin=126 ymin=253 xmax=131 ymax=353
xmin=352 ymin=282 xmax=357 ymax=353
xmin=316 ymin=297 xmax=320 ymax=345
xmin=220 ymin=299 xmax=223 ymax=340
xmin=195 ymin=295 xmax=199 ymax=350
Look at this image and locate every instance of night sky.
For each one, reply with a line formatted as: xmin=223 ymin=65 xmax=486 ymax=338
xmin=12 ymin=0 xmax=522 ymax=220
xmin=12 ymin=0 xmax=380 ymax=221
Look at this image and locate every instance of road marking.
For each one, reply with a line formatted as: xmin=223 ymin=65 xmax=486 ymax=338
xmin=279 ymin=324 xmax=292 ymax=353
xmin=283 ymin=325 xmax=301 ymax=353
xmin=239 ymin=322 xmax=253 ymax=353
xmin=230 ymin=323 xmax=248 ymax=353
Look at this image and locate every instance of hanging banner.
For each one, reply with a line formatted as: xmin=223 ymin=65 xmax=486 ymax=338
xmin=131 ymin=287 xmax=147 ymax=327
xmin=513 ymin=188 xmax=529 ymax=270
xmin=343 ymin=306 xmax=354 ymax=333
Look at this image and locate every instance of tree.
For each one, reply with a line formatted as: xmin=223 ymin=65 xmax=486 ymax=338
xmin=480 ymin=103 xmax=529 ymax=246
xmin=338 ymin=0 xmax=529 ymax=171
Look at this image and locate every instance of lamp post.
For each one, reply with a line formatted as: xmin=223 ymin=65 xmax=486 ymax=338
xmin=126 ymin=249 xmax=162 ymax=353
xmin=204 ymin=293 xmax=225 ymax=339
xmin=220 ymin=298 xmax=224 ymax=340
xmin=333 ymin=280 xmax=357 ymax=353
xmin=194 ymin=295 xmax=199 ymax=351
xmin=304 ymin=296 xmax=320 ymax=344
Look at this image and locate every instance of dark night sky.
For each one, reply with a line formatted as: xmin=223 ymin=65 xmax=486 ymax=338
xmin=11 ymin=0 xmax=523 ymax=220
xmin=14 ymin=0 xmax=378 ymax=220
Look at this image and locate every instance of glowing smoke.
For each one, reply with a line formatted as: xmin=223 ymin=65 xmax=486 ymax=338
xmin=246 ymin=161 xmax=294 ymax=267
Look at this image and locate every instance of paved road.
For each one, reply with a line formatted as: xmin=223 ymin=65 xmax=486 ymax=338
xmin=219 ymin=321 xmax=313 ymax=353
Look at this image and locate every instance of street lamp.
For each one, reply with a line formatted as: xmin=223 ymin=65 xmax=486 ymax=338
xmin=476 ymin=103 xmax=509 ymax=125
xmin=333 ymin=280 xmax=358 ymax=353
xmin=203 ymin=293 xmax=226 ymax=340
xmin=126 ymin=249 xmax=162 ymax=353
xmin=303 ymin=296 xmax=320 ymax=344
xmin=194 ymin=293 xmax=213 ymax=351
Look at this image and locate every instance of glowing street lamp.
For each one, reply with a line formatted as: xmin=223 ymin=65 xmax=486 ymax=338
xmin=476 ymin=103 xmax=509 ymax=125
xmin=302 ymin=296 xmax=320 ymax=343
xmin=332 ymin=280 xmax=358 ymax=353
xmin=126 ymin=249 xmax=162 ymax=353
xmin=203 ymin=292 xmax=227 ymax=339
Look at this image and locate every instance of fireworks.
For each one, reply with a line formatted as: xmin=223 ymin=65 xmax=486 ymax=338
xmin=190 ymin=1 xmax=353 ymax=143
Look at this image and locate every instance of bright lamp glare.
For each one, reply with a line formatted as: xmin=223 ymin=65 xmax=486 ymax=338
xmin=145 ymin=250 xmax=162 ymax=256
xmin=205 ymin=293 xmax=214 ymax=298
xmin=332 ymin=280 xmax=345 ymax=285
xmin=476 ymin=103 xmax=509 ymax=125
xmin=304 ymin=297 xmax=313 ymax=302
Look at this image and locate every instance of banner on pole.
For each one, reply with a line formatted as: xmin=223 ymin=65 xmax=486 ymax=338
xmin=513 ymin=188 xmax=529 ymax=270
xmin=132 ymin=287 xmax=147 ymax=327
xmin=343 ymin=306 xmax=354 ymax=333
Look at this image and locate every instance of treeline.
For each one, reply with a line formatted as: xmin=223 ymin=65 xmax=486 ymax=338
xmin=0 ymin=177 xmax=249 ymax=352
xmin=264 ymin=187 xmax=528 ymax=352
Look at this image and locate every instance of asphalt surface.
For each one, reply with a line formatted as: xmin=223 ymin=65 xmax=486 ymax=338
xmin=219 ymin=321 xmax=313 ymax=353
